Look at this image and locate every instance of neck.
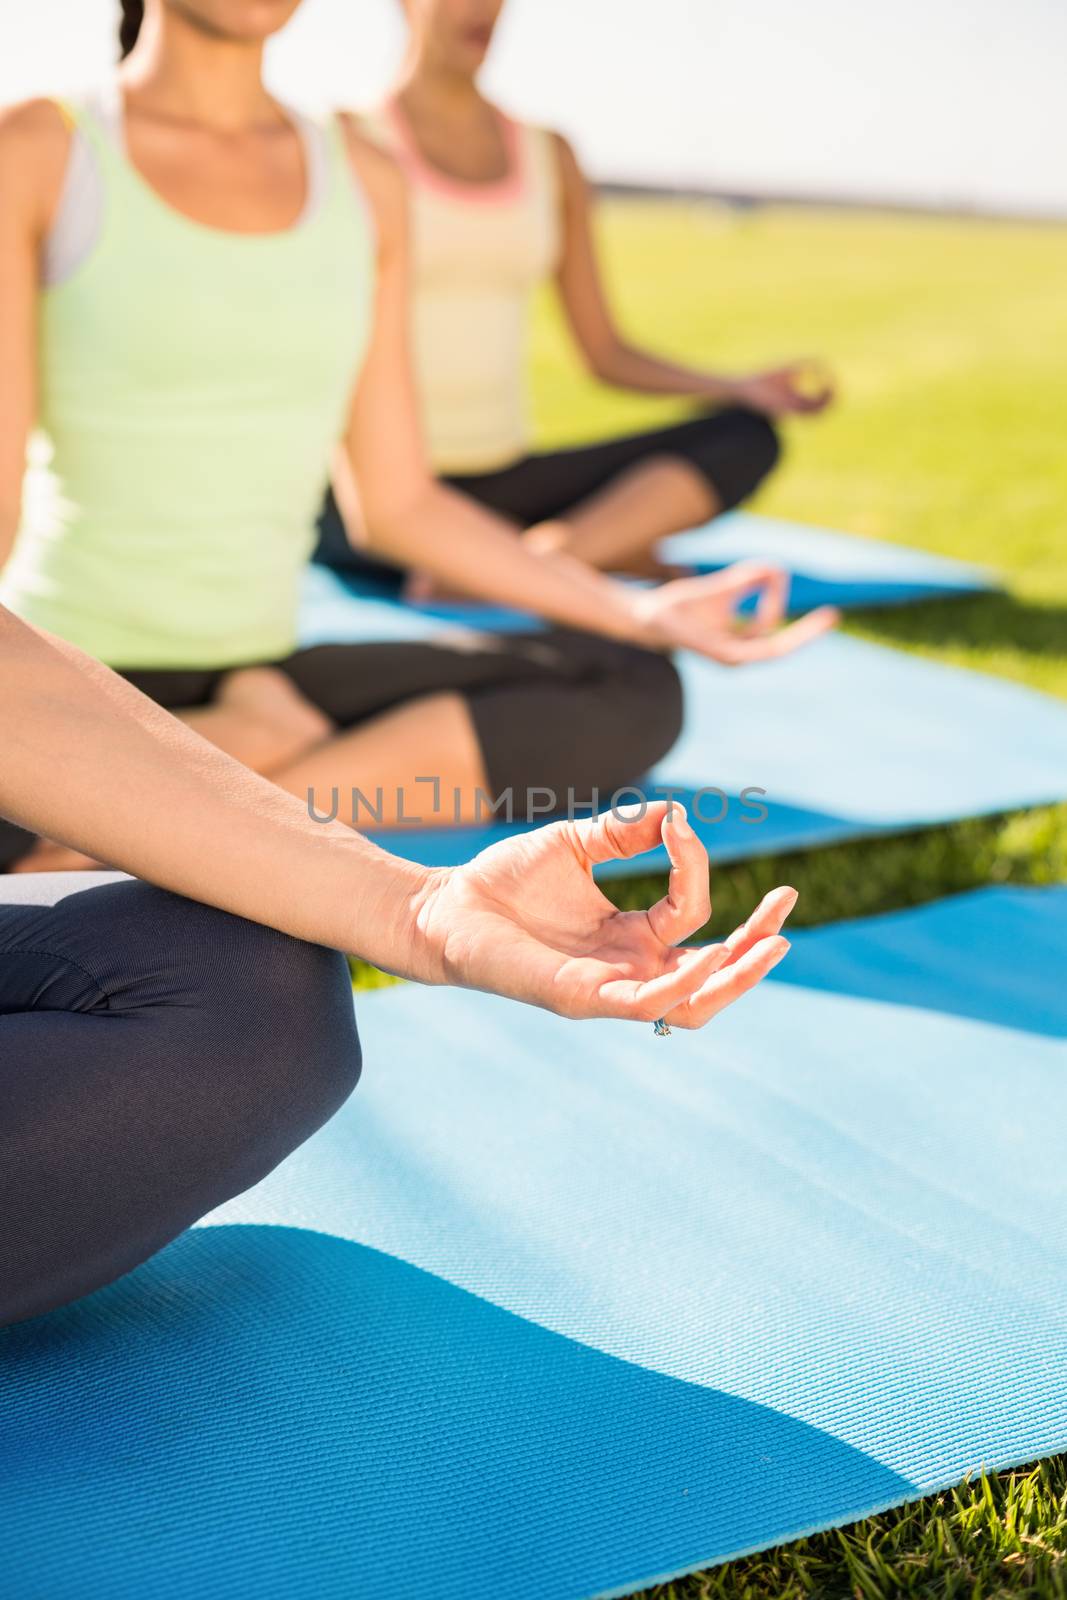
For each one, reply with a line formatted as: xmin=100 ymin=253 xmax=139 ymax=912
xmin=119 ymin=3 xmax=279 ymax=131
xmin=394 ymin=48 xmax=484 ymax=116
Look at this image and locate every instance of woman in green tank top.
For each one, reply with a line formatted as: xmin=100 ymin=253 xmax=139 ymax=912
xmin=0 ymin=0 xmax=834 ymax=874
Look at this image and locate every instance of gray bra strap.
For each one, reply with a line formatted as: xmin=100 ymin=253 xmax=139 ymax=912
xmin=41 ymin=87 xmax=329 ymax=288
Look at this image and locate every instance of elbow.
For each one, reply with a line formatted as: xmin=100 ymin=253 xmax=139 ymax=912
xmin=583 ymin=341 xmax=627 ymax=387
xmin=360 ymin=484 xmax=434 ymax=560
xmin=358 ymin=508 xmax=399 ymax=556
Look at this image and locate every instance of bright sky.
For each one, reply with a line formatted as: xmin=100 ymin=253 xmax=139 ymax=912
xmin=4 ymin=0 xmax=1065 ymax=217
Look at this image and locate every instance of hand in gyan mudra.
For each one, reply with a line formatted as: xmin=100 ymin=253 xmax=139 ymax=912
xmin=415 ymin=801 xmax=796 ymax=1027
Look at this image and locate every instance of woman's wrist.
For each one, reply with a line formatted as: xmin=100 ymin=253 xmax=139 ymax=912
xmin=526 ymin=541 xmax=668 ymax=648
xmin=397 ymin=864 xmax=454 ymax=986
xmin=335 ymin=839 xmax=451 ymax=984
xmin=710 ymin=373 xmax=746 ymax=403
xmin=619 ymin=585 xmax=673 ymax=651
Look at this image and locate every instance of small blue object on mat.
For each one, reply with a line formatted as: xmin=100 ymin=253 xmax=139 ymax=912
xmin=4 ymin=887 xmax=1067 ymax=1599
xmin=298 ymin=568 xmax=1067 ymax=872
xmin=660 ymin=510 xmax=997 ymax=611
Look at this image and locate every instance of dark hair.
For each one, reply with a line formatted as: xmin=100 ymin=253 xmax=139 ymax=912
xmin=119 ymin=0 xmax=145 ymax=59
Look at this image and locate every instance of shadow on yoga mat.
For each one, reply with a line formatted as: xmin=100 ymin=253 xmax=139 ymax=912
xmin=659 ymin=511 xmax=996 ymax=611
xmin=5 ymin=888 xmax=1067 ymax=1599
xmin=0 ymin=1230 xmax=910 ymax=1600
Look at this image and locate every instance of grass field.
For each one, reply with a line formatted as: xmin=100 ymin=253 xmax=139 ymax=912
xmin=530 ymin=201 xmax=1067 ymax=936
xmin=528 ymin=202 xmax=1067 ymax=1599
xmin=354 ymin=203 xmax=1067 ymax=1595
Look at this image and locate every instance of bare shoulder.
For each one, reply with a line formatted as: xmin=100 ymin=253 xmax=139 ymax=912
xmin=0 ymin=96 xmax=70 ymax=153
xmin=338 ymin=112 xmax=407 ymax=237
xmin=0 ymin=98 xmax=73 ymax=234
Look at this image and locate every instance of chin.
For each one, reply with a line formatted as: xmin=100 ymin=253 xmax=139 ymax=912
xmin=230 ymin=0 xmax=303 ymax=39
xmin=177 ymin=0 xmax=303 ymax=44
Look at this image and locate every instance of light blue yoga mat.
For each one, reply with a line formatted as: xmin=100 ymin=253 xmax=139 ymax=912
xmin=299 ymin=569 xmax=1067 ymax=873
xmin=660 ymin=510 xmax=997 ymax=610
xmin=3 ymin=887 xmax=1066 ymax=1599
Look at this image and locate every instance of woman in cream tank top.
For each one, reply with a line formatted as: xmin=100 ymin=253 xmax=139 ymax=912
xmin=314 ymin=0 xmax=835 ymax=581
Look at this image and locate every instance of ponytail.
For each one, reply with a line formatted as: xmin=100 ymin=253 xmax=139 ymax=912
xmin=119 ymin=0 xmax=144 ymax=59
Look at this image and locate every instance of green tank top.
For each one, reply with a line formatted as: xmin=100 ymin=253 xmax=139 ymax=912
xmin=1 ymin=100 xmax=373 ymax=668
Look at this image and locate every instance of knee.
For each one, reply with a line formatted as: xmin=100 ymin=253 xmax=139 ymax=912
xmin=216 ymin=666 xmax=335 ymax=774
xmin=626 ymin=647 xmax=685 ymax=772
xmin=726 ymin=406 xmax=782 ymax=485
xmin=120 ymin=889 xmax=363 ymax=1202
xmin=240 ymin=917 xmax=362 ymax=1092
xmin=0 ymin=891 xmax=362 ymax=1325
xmin=200 ymin=911 xmax=363 ymax=1165
xmin=589 ymin=644 xmax=684 ymax=786
xmin=313 ymin=486 xmax=354 ymax=571
xmin=695 ymin=407 xmax=782 ymax=510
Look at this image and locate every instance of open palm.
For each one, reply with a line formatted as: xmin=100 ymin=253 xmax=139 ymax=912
xmin=418 ymin=801 xmax=796 ymax=1026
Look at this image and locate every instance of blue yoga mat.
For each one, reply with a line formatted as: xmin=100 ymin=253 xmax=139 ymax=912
xmin=298 ymin=570 xmax=1067 ymax=872
xmin=660 ymin=510 xmax=997 ymax=610
xmin=4 ymin=886 xmax=1066 ymax=1599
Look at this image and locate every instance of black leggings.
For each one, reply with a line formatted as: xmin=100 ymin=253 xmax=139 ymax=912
xmin=124 ymin=633 xmax=680 ymax=803
xmin=0 ymin=634 xmax=682 ymax=871
xmin=0 ymin=872 xmax=361 ymax=1326
xmin=118 ymin=633 xmax=680 ymax=795
xmin=313 ymin=407 xmax=781 ymax=581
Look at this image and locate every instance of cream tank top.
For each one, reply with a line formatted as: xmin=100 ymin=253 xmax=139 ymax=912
xmin=363 ymin=100 xmax=562 ymax=477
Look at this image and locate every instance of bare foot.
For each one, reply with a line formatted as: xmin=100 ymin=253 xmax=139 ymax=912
xmin=219 ymin=666 xmax=331 ymax=736
xmin=402 ymin=571 xmax=475 ymax=607
xmin=209 ymin=666 xmax=335 ymax=771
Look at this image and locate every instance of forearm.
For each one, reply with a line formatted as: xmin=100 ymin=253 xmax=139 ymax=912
xmin=365 ymin=481 xmax=652 ymax=642
xmin=591 ymin=339 xmax=739 ymax=401
xmin=0 ymin=612 xmax=441 ymax=978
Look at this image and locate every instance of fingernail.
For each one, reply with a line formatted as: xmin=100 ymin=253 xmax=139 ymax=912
xmin=669 ymin=805 xmax=692 ymax=836
xmin=771 ymin=938 xmax=791 ymax=965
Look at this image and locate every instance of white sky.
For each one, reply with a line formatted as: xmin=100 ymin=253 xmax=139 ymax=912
xmin=3 ymin=0 xmax=1065 ymax=216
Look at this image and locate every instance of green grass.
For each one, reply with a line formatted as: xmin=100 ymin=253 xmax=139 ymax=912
xmin=636 ymin=1461 xmax=1067 ymax=1600
xmin=527 ymin=202 xmax=1067 ymax=935
xmin=359 ymin=203 xmax=1067 ymax=1593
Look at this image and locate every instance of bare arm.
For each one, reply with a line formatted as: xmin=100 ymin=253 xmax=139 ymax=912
xmin=552 ymin=134 xmax=832 ymax=417
xmin=0 ymin=606 xmax=432 ymax=970
xmin=0 ymin=606 xmax=795 ymax=1026
xmin=339 ymin=125 xmax=837 ymax=663
xmin=0 ymin=101 xmax=70 ymax=568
